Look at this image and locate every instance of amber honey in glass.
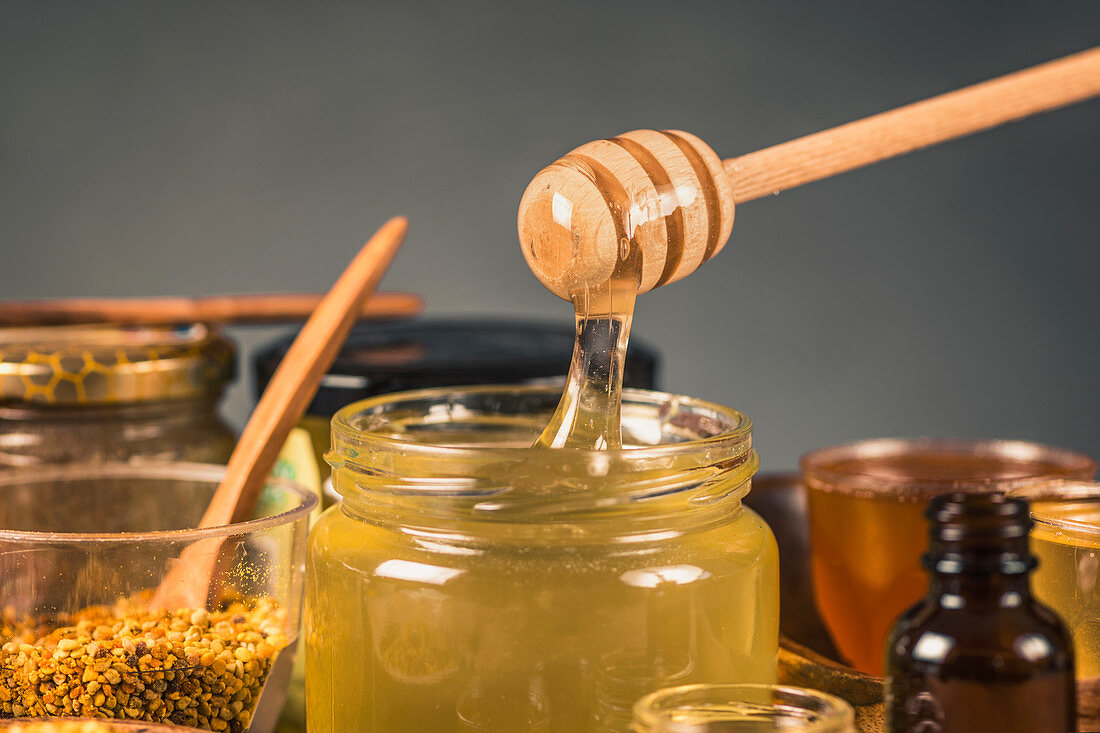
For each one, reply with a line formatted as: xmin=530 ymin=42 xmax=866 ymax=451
xmin=801 ymin=438 xmax=1094 ymax=675
xmin=1015 ymin=481 xmax=1100 ymax=730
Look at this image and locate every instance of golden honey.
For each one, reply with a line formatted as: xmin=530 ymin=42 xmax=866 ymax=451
xmin=305 ymin=386 xmax=779 ymax=732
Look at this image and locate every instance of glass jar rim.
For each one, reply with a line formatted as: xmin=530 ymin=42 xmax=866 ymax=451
xmin=329 ymin=385 xmax=756 ymax=526
xmin=0 ymin=462 xmax=317 ymax=544
xmin=800 ymin=438 xmax=1096 ymax=498
xmin=331 ymin=384 xmax=753 ymax=461
xmin=1012 ymin=480 xmax=1100 ymax=538
xmin=632 ymin=683 xmax=855 ymax=731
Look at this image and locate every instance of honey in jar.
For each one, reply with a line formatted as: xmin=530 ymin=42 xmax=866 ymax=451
xmin=1017 ymin=482 xmax=1100 ymax=730
xmin=306 ymin=386 xmax=779 ymax=732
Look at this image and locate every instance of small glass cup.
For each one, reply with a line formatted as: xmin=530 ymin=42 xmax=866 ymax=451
xmin=0 ymin=463 xmax=316 ymax=732
xmin=631 ymin=683 xmax=855 ymax=732
xmin=1013 ymin=480 xmax=1100 ymax=730
xmin=801 ymin=438 xmax=1095 ymax=675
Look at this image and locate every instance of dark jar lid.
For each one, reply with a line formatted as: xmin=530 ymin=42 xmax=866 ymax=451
xmin=253 ymin=318 xmax=660 ymax=417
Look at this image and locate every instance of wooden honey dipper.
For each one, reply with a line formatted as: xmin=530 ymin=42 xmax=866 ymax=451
xmin=519 ymin=47 xmax=1100 ymax=299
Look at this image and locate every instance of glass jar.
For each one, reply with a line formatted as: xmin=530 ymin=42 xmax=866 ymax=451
xmin=631 ymin=684 xmax=855 ymax=732
xmin=801 ymin=438 xmax=1096 ymax=676
xmin=306 ymin=385 xmax=779 ymax=733
xmin=1014 ymin=481 xmax=1100 ymax=730
xmin=0 ymin=324 xmax=236 ymax=467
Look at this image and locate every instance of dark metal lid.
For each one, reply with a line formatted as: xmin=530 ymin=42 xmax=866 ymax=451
xmin=253 ymin=318 xmax=660 ymax=417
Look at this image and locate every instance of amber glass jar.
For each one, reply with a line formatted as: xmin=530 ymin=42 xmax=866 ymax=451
xmin=307 ymin=385 xmax=778 ymax=733
xmin=0 ymin=324 xmax=235 ymax=467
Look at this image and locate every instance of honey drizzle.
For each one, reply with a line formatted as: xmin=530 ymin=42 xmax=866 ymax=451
xmin=533 ymin=269 xmax=639 ymax=449
xmin=530 ymin=148 xmax=651 ymax=450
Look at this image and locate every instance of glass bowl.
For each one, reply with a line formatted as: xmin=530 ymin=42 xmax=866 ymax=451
xmin=0 ymin=463 xmax=316 ymax=733
xmin=0 ymin=719 xmax=190 ymax=731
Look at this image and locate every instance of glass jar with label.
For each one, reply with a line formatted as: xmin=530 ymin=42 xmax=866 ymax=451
xmin=306 ymin=385 xmax=778 ymax=733
xmin=0 ymin=324 xmax=236 ymax=467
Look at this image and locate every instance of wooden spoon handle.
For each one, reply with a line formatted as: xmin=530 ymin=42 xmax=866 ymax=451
xmin=725 ymin=46 xmax=1100 ymax=203
xmin=203 ymin=217 xmax=409 ymax=527
xmin=0 ymin=290 xmax=423 ymax=326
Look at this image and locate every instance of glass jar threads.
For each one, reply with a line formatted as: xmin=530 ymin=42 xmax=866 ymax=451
xmin=0 ymin=324 xmax=236 ymax=467
xmin=306 ymin=385 xmax=779 ymax=733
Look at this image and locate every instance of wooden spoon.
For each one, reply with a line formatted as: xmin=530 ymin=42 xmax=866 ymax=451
xmin=518 ymin=46 xmax=1100 ymax=298
xmin=150 ymin=216 xmax=409 ymax=611
xmin=0 ymin=290 xmax=423 ymax=326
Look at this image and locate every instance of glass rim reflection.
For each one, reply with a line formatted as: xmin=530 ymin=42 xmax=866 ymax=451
xmin=331 ymin=384 xmax=753 ymax=459
xmin=632 ymin=683 xmax=854 ymax=732
xmin=0 ymin=462 xmax=317 ymax=544
xmin=1013 ymin=480 xmax=1100 ymax=538
xmin=800 ymin=438 xmax=1096 ymax=499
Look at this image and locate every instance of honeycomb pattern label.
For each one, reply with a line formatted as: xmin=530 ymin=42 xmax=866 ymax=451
xmin=0 ymin=325 xmax=234 ymax=405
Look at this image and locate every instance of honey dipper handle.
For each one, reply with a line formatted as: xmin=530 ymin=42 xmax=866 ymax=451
xmin=725 ymin=46 xmax=1100 ymax=203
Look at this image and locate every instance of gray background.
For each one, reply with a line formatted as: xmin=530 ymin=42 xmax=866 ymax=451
xmin=2 ymin=2 xmax=1097 ymax=470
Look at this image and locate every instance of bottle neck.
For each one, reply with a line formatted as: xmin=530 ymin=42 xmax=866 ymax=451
xmin=920 ymin=492 xmax=1038 ymax=609
xmin=926 ymin=571 xmax=1033 ymax=609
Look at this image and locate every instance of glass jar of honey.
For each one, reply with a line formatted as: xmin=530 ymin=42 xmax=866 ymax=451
xmin=0 ymin=324 xmax=236 ymax=467
xmin=1013 ymin=481 xmax=1100 ymax=730
xmin=306 ymin=385 xmax=779 ymax=733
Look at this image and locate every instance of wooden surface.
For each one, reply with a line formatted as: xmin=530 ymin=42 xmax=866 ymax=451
xmin=0 ymin=290 xmax=422 ymax=325
xmin=518 ymin=46 xmax=1100 ymax=299
xmin=150 ymin=217 xmax=409 ymax=610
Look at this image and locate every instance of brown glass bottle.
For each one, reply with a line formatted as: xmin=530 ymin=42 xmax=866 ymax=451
xmin=885 ymin=492 xmax=1075 ymax=733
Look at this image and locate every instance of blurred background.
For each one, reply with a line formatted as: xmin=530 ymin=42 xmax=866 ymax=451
xmin=1 ymin=1 xmax=1096 ymax=470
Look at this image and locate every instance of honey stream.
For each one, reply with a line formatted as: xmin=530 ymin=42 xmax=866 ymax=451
xmin=532 ymin=267 xmax=640 ymax=450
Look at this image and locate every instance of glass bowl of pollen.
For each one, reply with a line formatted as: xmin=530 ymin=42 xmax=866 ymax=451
xmin=0 ymin=719 xmax=192 ymax=731
xmin=0 ymin=462 xmax=316 ymax=733
xmin=307 ymin=384 xmax=780 ymax=733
